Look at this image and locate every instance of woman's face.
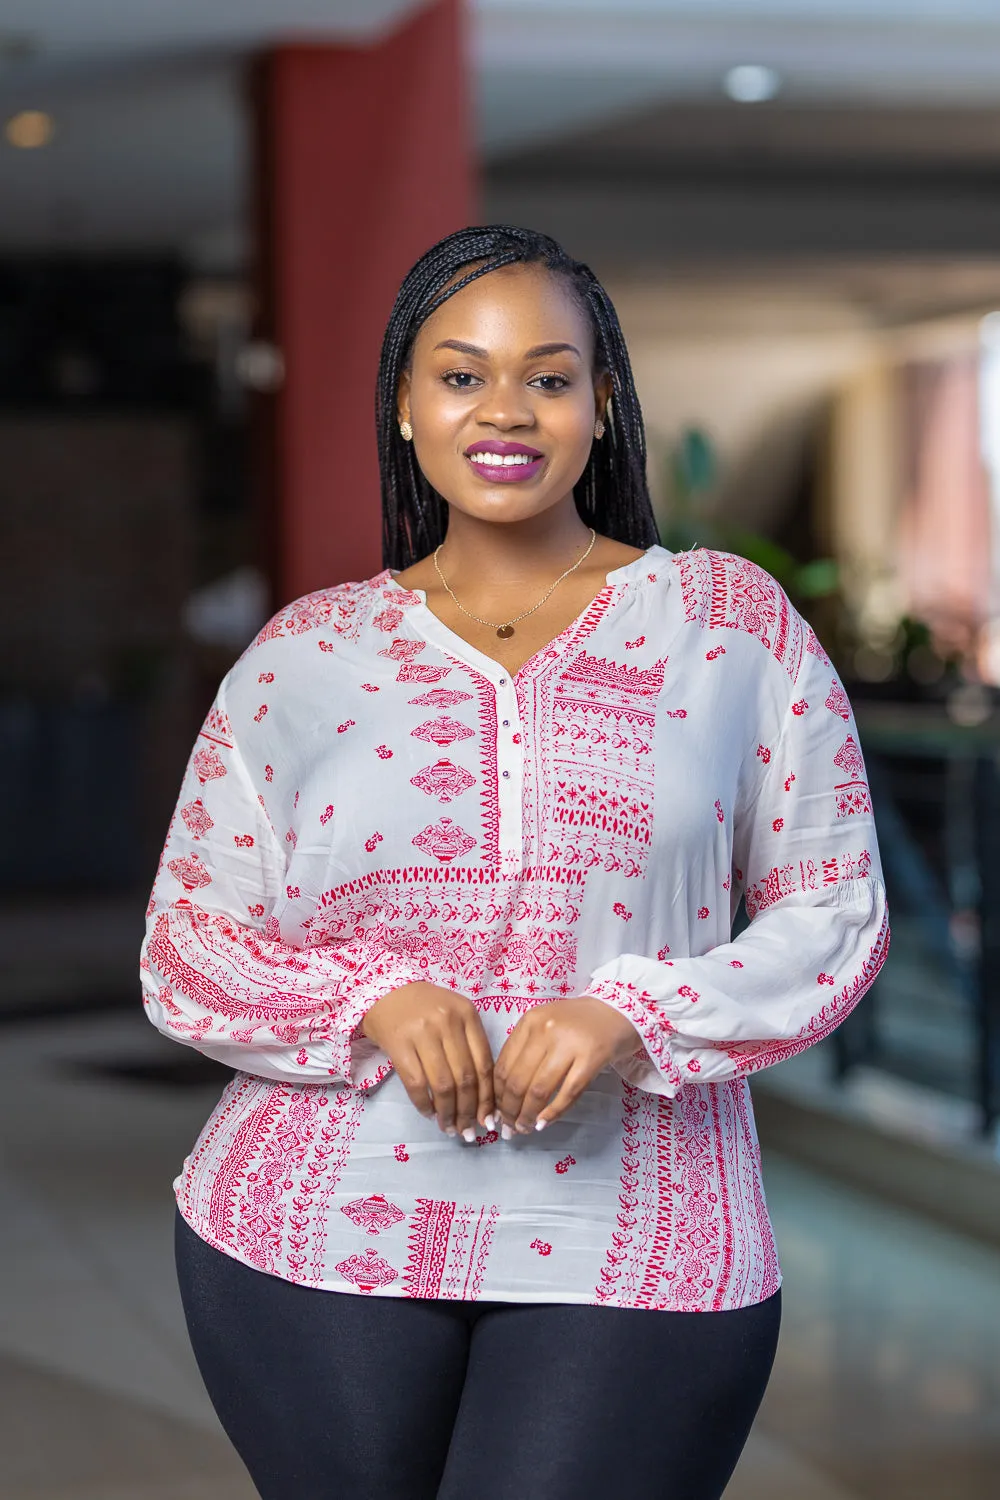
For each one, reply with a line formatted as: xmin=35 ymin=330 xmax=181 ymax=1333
xmin=397 ymin=264 xmax=611 ymax=526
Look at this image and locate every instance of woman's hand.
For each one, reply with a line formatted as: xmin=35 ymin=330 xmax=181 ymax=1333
xmin=492 ymin=996 xmax=643 ymax=1135
xmin=361 ymin=981 xmax=496 ymax=1139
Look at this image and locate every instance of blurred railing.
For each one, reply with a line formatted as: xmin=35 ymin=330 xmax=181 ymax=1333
xmin=839 ymin=701 xmax=1000 ymax=1136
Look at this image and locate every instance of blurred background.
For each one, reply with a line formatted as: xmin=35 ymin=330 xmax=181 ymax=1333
xmin=1 ymin=3 xmax=998 ymax=1497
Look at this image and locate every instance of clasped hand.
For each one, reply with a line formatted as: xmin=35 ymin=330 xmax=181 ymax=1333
xmin=361 ymin=982 xmax=642 ymax=1139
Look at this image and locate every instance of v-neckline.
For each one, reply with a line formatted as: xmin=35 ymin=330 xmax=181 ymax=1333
xmin=383 ymin=545 xmax=668 ymax=685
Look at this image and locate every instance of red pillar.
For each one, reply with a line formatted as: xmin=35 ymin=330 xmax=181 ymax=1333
xmin=253 ymin=1 xmax=475 ymax=604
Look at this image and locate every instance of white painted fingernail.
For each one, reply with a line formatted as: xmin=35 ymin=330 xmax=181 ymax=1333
xmin=535 ymin=1119 xmax=547 ymax=1131
xmin=445 ymin=1126 xmax=457 ymax=1137
xmin=501 ymin=1124 xmax=514 ymax=1141
xmin=462 ymin=1127 xmax=476 ymax=1143
xmin=483 ymin=1114 xmax=496 ymax=1132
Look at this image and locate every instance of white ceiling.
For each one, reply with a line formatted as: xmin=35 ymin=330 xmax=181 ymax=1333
xmin=5 ymin=1 xmax=1000 ymax=261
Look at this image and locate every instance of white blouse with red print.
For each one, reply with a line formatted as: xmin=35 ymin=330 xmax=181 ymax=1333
xmin=141 ymin=545 xmax=888 ymax=1309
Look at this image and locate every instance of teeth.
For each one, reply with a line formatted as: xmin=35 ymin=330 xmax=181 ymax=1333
xmin=469 ymin=452 xmax=537 ymax=466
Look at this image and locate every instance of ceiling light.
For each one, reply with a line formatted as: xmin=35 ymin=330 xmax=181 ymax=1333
xmin=723 ymin=65 xmax=780 ymax=104
xmin=5 ymin=110 xmax=54 ymax=148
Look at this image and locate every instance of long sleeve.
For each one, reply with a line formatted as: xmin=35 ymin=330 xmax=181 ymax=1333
xmin=584 ymin=629 xmax=889 ymax=1097
xmin=139 ymin=677 xmax=422 ymax=1088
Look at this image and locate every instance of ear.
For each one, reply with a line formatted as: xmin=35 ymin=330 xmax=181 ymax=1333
xmin=397 ymin=367 xmax=412 ymax=428
xmin=594 ymin=369 xmax=613 ymax=423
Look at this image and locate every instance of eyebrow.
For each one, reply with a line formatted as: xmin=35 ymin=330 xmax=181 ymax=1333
xmin=432 ymin=339 xmax=583 ymax=360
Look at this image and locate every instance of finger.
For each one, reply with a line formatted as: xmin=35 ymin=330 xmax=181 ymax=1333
xmin=513 ymin=1053 xmax=574 ymax=1133
xmin=413 ymin=1035 xmax=459 ymax=1135
xmin=490 ymin=1030 xmax=523 ymax=1127
xmin=494 ymin=1032 xmax=547 ymax=1132
xmin=463 ymin=1017 xmax=497 ymax=1131
xmin=533 ymin=1062 xmax=590 ymax=1130
xmin=391 ymin=1042 xmax=436 ymax=1122
xmin=439 ymin=1023 xmax=481 ymax=1137
xmin=491 ymin=1015 xmax=530 ymax=1120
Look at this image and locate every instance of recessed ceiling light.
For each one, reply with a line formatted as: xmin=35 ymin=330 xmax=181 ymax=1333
xmin=723 ymin=65 xmax=781 ymax=104
xmin=5 ymin=110 xmax=54 ymax=148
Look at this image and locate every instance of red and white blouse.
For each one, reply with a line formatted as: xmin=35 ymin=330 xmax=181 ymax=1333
xmin=141 ymin=545 xmax=888 ymax=1309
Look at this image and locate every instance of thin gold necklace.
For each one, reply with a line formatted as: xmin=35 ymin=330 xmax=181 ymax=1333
xmin=433 ymin=529 xmax=598 ymax=639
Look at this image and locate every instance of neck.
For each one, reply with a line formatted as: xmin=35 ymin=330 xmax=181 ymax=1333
xmin=435 ymin=503 xmax=596 ymax=587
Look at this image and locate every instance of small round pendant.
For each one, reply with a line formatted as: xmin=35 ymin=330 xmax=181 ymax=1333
xmin=496 ymin=624 xmax=515 ymax=639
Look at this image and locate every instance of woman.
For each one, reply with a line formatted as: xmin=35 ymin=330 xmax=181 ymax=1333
xmin=142 ymin=224 xmax=889 ymax=1499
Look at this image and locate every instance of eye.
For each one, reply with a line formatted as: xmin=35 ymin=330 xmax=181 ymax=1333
xmin=529 ymin=372 xmax=571 ymax=392
xmin=441 ymin=368 xmax=482 ymax=389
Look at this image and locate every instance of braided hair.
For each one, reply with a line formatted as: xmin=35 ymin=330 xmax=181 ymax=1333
xmin=376 ymin=224 xmax=660 ymax=570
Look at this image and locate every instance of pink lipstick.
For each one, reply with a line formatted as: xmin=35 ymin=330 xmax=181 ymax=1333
xmin=464 ymin=439 xmax=544 ymax=484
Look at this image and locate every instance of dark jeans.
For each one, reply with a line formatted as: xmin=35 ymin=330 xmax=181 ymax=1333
xmin=175 ymin=1210 xmax=781 ymax=1500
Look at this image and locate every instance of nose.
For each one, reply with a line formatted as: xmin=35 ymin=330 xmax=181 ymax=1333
xmin=472 ymin=375 xmax=535 ymax=432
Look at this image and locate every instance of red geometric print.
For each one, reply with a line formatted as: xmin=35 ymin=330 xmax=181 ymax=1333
xmin=410 ymin=759 xmax=476 ymax=802
xmin=335 ymin=1247 xmax=399 ymax=1293
xmin=676 ymin=549 xmax=804 ymax=680
xmin=200 ymin=705 xmax=233 ymax=745
xmin=372 ymin=607 xmax=404 ymax=633
xmin=396 ymin=661 xmax=453 ymax=684
xmin=304 ymin=866 xmax=580 ymax=991
xmin=833 ymin=734 xmax=873 ymax=819
xmin=557 ymin=650 xmax=666 ymax=698
xmin=825 ymin=680 xmax=851 ymax=720
xmin=180 ymin=799 xmax=213 ymax=839
xmin=833 ymin=734 xmax=865 ymax=780
xmin=804 ymin=624 xmax=832 ymax=664
xmin=378 ymin=637 xmax=425 ymax=662
xmin=450 ymin=664 xmax=501 ymax=867
xmin=408 ymin=687 xmax=473 ymax=708
xmin=744 ymin=845 xmax=873 ymax=918
xmin=168 ymin=853 xmax=212 ymax=891
xmin=402 ymin=1198 xmax=455 ymax=1297
xmin=441 ymin=1203 xmax=501 ymax=1299
xmin=192 ymin=745 xmax=226 ymax=784
xmin=340 ymin=1193 xmax=406 ymax=1234
xmin=410 ymin=717 xmax=475 ymax=747
xmin=249 ymin=588 xmax=339 ymax=652
xmin=411 ymin=817 xmax=477 ymax=862
xmin=539 ymin=649 xmax=665 ymax=876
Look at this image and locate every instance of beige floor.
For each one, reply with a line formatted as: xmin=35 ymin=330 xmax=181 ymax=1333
xmin=1 ymin=1010 xmax=997 ymax=1500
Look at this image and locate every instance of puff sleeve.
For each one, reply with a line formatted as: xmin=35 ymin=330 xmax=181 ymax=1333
xmin=584 ymin=632 xmax=889 ymax=1097
xmin=139 ymin=677 xmax=421 ymax=1088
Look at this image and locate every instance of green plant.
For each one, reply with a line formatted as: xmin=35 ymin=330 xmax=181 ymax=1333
xmin=657 ymin=426 xmax=841 ymax=610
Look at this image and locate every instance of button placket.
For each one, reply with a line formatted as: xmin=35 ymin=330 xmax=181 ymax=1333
xmin=495 ymin=674 xmax=524 ymax=872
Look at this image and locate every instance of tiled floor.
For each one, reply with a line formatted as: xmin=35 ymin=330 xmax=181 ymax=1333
xmin=2 ymin=1009 xmax=997 ymax=1499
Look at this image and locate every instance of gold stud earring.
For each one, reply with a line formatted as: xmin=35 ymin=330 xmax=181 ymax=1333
xmin=399 ymin=420 xmax=413 ymax=441
xmin=594 ymin=419 xmax=605 ymax=439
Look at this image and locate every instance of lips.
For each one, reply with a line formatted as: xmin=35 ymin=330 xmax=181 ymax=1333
xmin=465 ymin=441 xmax=543 ymax=457
xmin=464 ymin=439 xmax=545 ymax=483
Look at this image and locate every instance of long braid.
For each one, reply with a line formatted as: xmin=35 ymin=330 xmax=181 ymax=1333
xmin=376 ymin=225 xmax=659 ymax=570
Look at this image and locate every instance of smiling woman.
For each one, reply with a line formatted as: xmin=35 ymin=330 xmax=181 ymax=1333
xmin=378 ymin=225 xmax=656 ymax=572
xmin=147 ymin=224 xmax=888 ymax=1500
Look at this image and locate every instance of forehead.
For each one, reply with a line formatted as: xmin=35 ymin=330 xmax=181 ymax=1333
xmin=414 ymin=263 xmax=592 ymax=357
